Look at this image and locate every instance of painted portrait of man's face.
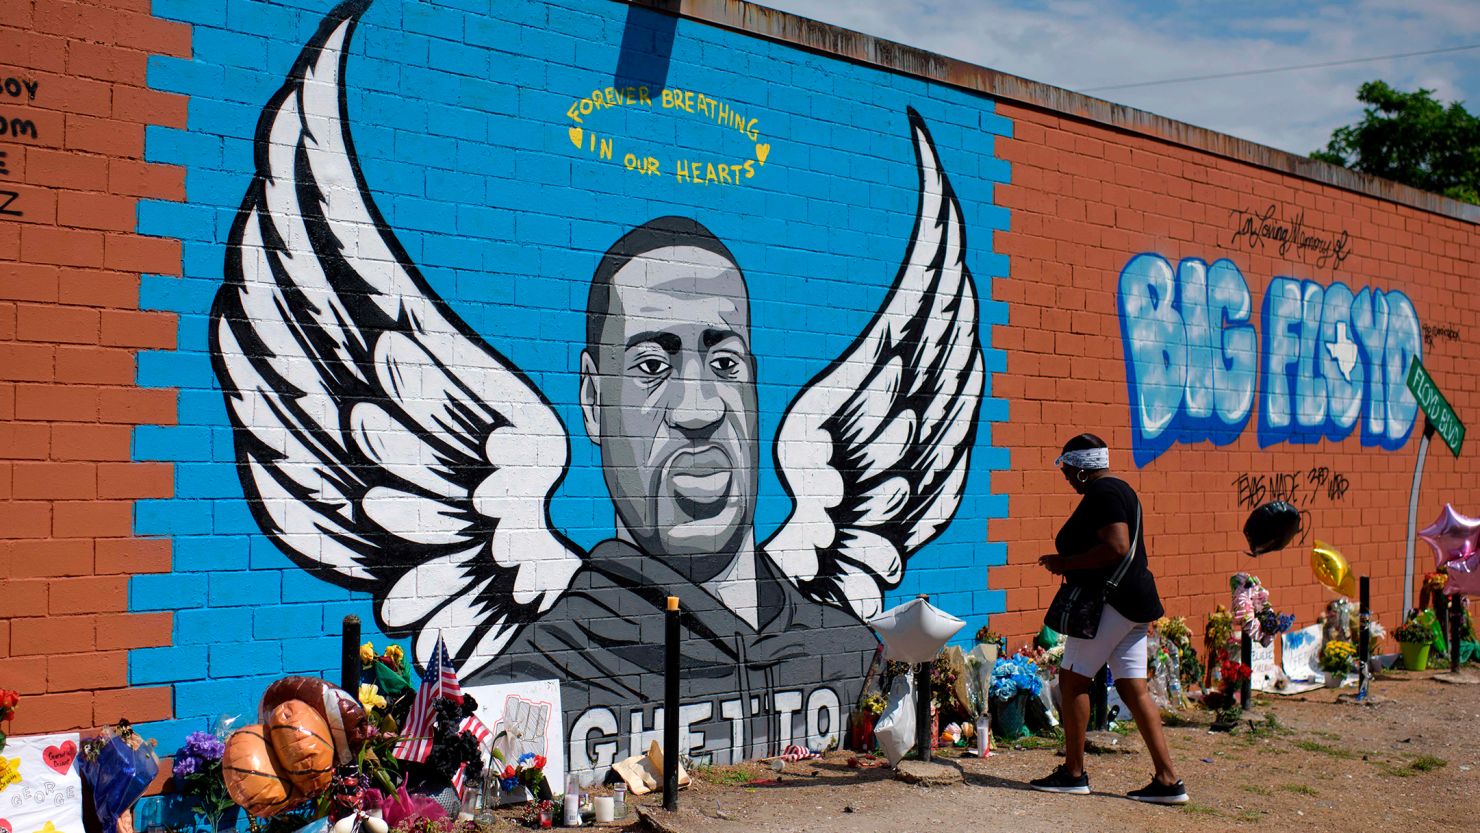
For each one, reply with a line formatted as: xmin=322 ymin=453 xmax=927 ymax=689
xmin=580 ymin=232 xmax=759 ymax=582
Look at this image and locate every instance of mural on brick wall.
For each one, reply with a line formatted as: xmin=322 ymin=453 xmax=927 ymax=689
xmin=1118 ymin=252 xmax=1423 ymax=466
xmin=209 ymin=2 xmax=985 ymax=769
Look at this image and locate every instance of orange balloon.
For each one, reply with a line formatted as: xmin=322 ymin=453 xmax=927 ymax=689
xmin=222 ymin=725 xmax=303 ymax=817
xmin=265 ymin=699 xmax=335 ymax=795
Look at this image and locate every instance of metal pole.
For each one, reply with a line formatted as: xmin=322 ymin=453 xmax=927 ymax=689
xmin=915 ymin=661 xmax=933 ymax=763
xmin=1357 ymin=577 xmax=1371 ymax=701
xmin=341 ymin=615 xmax=360 ymax=694
xmin=1451 ymin=594 xmax=1464 ymax=674
xmin=1403 ymin=420 xmax=1435 ymax=612
xmin=664 ymin=596 xmax=680 ymax=811
xmin=1239 ymin=631 xmax=1252 ymax=710
xmin=914 ymin=594 xmax=933 ymax=762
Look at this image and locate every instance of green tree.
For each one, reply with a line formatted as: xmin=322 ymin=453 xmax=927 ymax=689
xmin=1312 ymin=81 xmax=1480 ymax=205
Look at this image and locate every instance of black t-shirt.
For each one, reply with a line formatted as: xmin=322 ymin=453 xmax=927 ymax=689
xmin=1053 ymin=476 xmax=1164 ymax=623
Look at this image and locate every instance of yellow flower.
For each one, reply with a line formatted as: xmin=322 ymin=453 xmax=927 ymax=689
xmin=385 ymin=644 xmax=405 ymax=666
xmin=360 ymin=641 xmax=377 ymax=664
xmin=0 ymin=755 xmax=21 ymax=792
xmin=358 ymin=684 xmax=387 ymax=711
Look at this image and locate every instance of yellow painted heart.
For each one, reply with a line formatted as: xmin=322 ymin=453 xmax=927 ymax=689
xmin=755 ymin=143 xmax=770 ymax=165
xmin=568 ymin=126 xmax=584 ymax=149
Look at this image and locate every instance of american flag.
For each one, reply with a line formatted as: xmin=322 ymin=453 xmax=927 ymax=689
xmin=778 ymin=744 xmax=820 ymax=762
xmin=393 ymin=635 xmax=461 ymax=763
xmin=452 ymin=713 xmax=492 ymax=796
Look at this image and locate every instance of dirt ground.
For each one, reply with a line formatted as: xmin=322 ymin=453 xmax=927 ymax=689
xmin=575 ymin=669 xmax=1479 ymax=833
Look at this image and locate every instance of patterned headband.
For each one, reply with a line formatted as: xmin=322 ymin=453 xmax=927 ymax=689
xmin=1054 ymin=447 xmax=1110 ymax=470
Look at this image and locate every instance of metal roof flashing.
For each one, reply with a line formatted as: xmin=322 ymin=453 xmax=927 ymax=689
xmin=623 ymin=0 xmax=1480 ymax=225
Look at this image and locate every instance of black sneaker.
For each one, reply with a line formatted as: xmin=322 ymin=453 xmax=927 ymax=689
xmin=1128 ymin=779 xmax=1189 ymax=805
xmin=1029 ymin=765 xmax=1090 ymax=794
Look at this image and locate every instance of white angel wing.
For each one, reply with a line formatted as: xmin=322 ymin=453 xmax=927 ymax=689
xmin=211 ymin=3 xmax=582 ymax=677
xmin=763 ymin=109 xmax=985 ymax=622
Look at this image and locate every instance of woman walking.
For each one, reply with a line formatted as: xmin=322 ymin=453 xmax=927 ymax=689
xmin=1028 ymin=433 xmax=1187 ymax=804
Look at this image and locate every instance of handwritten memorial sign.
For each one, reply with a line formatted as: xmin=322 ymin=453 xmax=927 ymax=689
xmin=0 ymin=733 xmax=83 ymax=833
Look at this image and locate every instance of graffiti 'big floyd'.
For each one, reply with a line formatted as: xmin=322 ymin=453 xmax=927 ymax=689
xmin=1119 ymin=253 xmax=1422 ymax=466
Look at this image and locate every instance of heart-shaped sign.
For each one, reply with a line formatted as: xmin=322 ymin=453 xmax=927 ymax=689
xmin=43 ymin=741 xmax=77 ymax=775
xmin=568 ymin=126 xmax=584 ymax=149
xmin=1 ymin=817 xmax=13 ymax=833
xmin=755 ymin=143 xmax=770 ymax=165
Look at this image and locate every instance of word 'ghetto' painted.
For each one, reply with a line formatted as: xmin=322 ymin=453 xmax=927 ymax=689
xmin=1118 ymin=253 xmax=1422 ymax=466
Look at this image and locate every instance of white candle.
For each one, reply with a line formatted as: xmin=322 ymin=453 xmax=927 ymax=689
xmin=593 ymin=796 xmax=614 ymax=823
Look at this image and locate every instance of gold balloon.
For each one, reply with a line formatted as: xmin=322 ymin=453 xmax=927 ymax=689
xmin=1311 ymin=540 xmax=1354 ymax=596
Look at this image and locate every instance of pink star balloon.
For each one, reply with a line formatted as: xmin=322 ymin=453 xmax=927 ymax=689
xmin=1417 ymin=504 xmax=1480 ymax=596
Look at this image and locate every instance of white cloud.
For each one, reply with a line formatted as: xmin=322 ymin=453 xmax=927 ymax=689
xmin=758 ymin=0 xmax=1480 ymax=155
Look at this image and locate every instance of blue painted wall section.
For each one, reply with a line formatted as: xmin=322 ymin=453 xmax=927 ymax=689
xmin=1118 ymin=251 xmax=1422 ymax=467
xmin=134 ymin=0 xmax=1010 ymax=754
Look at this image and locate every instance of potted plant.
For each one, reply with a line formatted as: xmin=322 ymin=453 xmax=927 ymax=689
xmin=1394 ymin=614 xmax=1436 ymax=671
xmin=1319 ymin=640 xmax=1356 ymax=687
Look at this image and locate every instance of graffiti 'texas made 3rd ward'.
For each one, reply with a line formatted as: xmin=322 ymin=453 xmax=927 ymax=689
xmin=1118 ymin=253 xmax=1422 ymax=467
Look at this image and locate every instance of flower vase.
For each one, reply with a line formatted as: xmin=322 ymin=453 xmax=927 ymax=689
xmin=1399 ymin=642 xmax=1430 ymax=671
xmin=991 ymin=692 xmax=1030 ymax=739
xmin=1323 ymin=672 xmax=1345 ymax=689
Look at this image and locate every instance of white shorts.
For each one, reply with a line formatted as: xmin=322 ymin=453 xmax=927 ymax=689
xmin=1061 ymin=605 xmax=1150 ymax=680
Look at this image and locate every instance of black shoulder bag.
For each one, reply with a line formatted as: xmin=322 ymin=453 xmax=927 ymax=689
xmin=1043 ymin=500 xmax=1141 ymax=640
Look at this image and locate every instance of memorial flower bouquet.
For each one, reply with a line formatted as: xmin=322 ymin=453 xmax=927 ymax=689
xmin=989 ymin=655 xmax=1042 ymax=701
xmin=1021 ymin=644 xmax=1063 ymax=678
xmin=974 ymin=626 xmax=1006 ymax=649
xmin=424 ymin=696 xmax=485 ymax=793
xmin=930 ymin=653 xmax=960 ymax=713
xmin=490 ymin=752 xmax=549 ymax=801
xmin=0 ymin=688 xmax=19 ymax=753
xmin=1320 ymin=640 xmax=1357 ymax=676
xmin=1203 ymin=658 xmax=1252 ymax=723
xmin=361 ymin=641 xmax=415 ymax=723
xmin=1152 ymin=617 xmax=1202 ymax=688
xmin=173 ymin=727 xmax=236 ymax=831
xmin=79 ymin=721 xmax=159 ymax=833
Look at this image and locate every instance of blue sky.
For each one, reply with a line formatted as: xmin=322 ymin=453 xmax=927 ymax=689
xmin=762 ymin=0 xmax=1480 ymax=155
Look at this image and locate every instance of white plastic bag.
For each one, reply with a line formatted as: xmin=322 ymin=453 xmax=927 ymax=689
xmin=1033 ymin=670 xmax=1059 ymax=729
xmin=873 ymin=674 xmax=916 ymax=767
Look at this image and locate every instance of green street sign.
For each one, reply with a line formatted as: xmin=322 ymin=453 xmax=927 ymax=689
xmin=1406 ymin=358 xmax=1464 ymax=457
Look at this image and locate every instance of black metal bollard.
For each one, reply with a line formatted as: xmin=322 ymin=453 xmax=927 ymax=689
xmin=914 ymin=594 xmax=933 ymax=763
xmin=341 ymin=614 xmax=360 ymax=694
xmin=1357 ymin=577 xmax=1371 ymax=700
xmin=1451 ymin=594 xmax=1464 ymax=674
xmin=664 ymin=596 xmax=680 ymax=811
xmin=1089 ymin=666 xmax=1109 ymax=731
xmin=915 ymin=661 xmax=933 ymax=763
xmin=1239 ymin=630 xmax=1252 ymax=710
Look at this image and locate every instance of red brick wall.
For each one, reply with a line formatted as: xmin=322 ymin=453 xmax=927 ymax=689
xmin=990 ymin=101 xmax=1480 ymax=647
xmin=0 ymin=0 xmax=187 ymax=738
